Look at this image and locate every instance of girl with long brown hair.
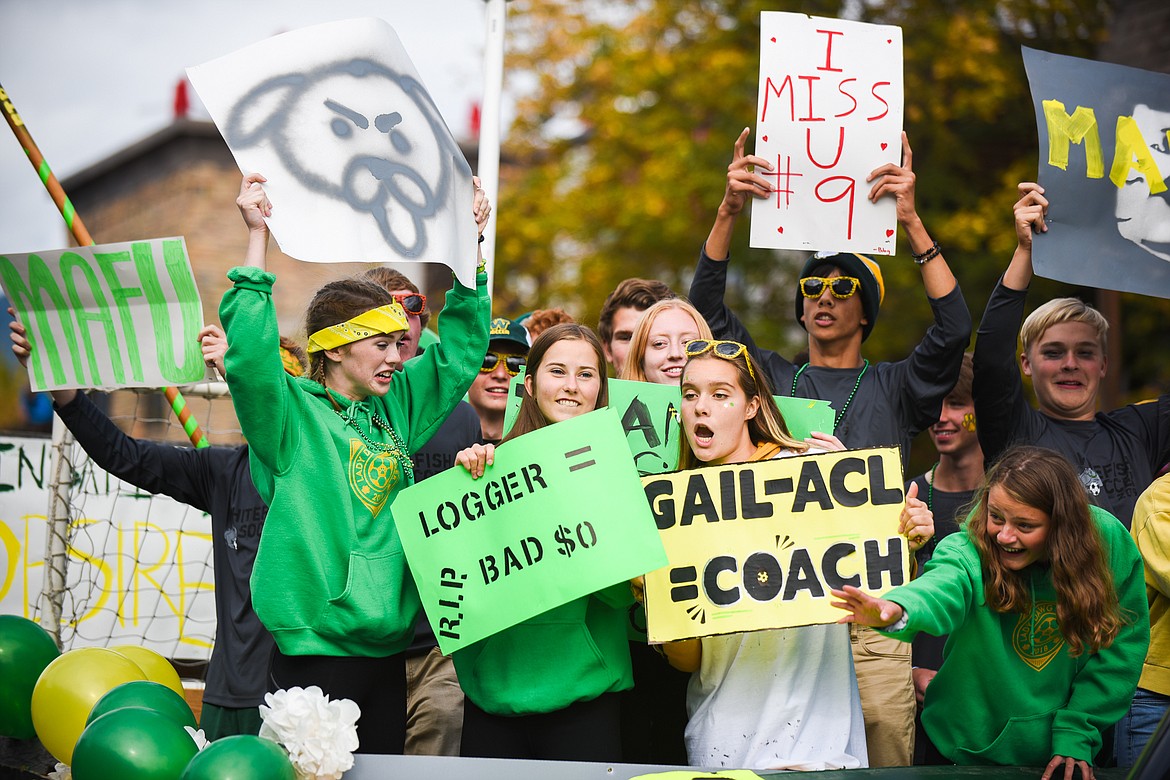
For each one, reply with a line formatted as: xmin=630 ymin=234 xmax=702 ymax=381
xmin=833 ymin=446 xmax=1149 ymax=779
xmin=450 ymin=323 xmax=633 ymax=762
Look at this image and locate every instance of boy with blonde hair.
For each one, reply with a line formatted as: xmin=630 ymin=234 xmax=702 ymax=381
xmin=973 ymin=182 xmax=1170 ymax=526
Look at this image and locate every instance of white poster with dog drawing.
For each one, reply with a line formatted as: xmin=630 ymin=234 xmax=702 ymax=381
xmin=187 ymin=18 xmax=478 ymax=286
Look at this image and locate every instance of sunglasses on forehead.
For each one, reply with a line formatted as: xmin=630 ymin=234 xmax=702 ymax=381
xmin=799 ymin=276 xmax=861 ymax=300
xmin=392 ymin=292 xmax=427 ymax=316
xmin=481 ymin=351 xmax=526 ymax=376
xmin=684 ymin=339 xmax=756 ymax=382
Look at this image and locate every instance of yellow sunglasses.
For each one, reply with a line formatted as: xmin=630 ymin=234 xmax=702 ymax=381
xmin=684 ymin=339 xmax=756 ymax=383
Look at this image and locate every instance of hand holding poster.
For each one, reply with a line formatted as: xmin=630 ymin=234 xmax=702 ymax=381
xmin=642 ymin=447 xmax=907 ymax=643
xmin=1022 ymin=47 xmax=1170 ymax=298
xmin=0 ymin=238 xmax=205 ymax=391
xmin=187 ymin=18 xmax=478 ymax=286
xmin=750 ymin=13 xmax=904 ymax=255
xmin=503 ymin=372 xmax=835 ymax=476
xmin=393 ymin=407 xmax=668 ymax=654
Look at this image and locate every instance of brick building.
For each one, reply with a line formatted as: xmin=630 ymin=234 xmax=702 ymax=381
xmin=58 ymin=116 xmax=478 ymax=442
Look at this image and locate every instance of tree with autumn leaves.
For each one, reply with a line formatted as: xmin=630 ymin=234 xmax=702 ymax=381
xmin=494 ymin=0 xmax=1168 ymax=471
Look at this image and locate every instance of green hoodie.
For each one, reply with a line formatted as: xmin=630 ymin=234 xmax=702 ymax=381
xmin=881 ymin=506 xmax=1149 ymax=765
xmin=454 ymin=581 xmax=634 ymax=716
xmin=220 ymin=266 xmax=490 ymax=657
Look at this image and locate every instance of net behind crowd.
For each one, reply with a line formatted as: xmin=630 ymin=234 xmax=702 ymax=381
xmin=28 ymin=382 xmax=242 ymax=662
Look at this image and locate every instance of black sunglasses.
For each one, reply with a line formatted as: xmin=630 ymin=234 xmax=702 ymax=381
xmin=799 ymin=276 xmax=861 ymax=300
xmin=392 ymin=292 xmax=427 ymax=316
xmin=481 ymin=351 xmax=526 ymax=376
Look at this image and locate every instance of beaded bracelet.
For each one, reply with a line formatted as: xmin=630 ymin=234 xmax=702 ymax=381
xmin=911 ymin=240 xmax=941 ymax=265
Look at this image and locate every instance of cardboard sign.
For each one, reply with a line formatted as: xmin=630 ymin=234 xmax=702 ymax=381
xmin=503 ymin=372 xmax=835 ymax=476
xmin=0 ymin=238 xmax=205 ymax=391
xmin=0 ymin=435 xmax=216 ymax=659
xmin=188 ymin=18 xmax=478 ymax=286
xmin=394 ymin=407 xmax=668 ymax=654
xmin=1023 ymin=47 xmax=1170 ymax=298
xmin=642 ymin=447 xmax=907 ymax=643
xmin=750 ymin=12 xmax=904 ymax=255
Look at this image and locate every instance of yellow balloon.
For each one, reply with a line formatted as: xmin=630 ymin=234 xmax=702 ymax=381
xmin=31 ymin=647 xmax=146 ymax=764
xmin=111 ymin=645 xmax=184 ymax=699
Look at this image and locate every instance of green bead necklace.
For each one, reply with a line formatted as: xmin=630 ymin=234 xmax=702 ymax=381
xmin=790 ymin=359 xmax=870 ymax=433
xmin=335 ymin=406 xmax=415 ymax=484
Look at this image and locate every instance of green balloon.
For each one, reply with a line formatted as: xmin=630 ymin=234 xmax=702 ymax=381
xmin=0 ymin=614 xmax=60 ymax=739
xmin=72 ymin=707 xmax=197 ymax=780
xmin=87 ymin=680 xmax=196 ymax=730
xmin=179 ymin=735 xmax=295 ymax=780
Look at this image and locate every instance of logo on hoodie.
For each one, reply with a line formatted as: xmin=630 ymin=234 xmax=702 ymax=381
xmin=1012 ymin=601 xmax=1065 ymax=671
xmin=349 ymin=439 xmax=402 ymax=517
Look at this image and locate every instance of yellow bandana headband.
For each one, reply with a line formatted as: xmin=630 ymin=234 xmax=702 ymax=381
xmin=306 ymin=303 xmax=408 ymax=353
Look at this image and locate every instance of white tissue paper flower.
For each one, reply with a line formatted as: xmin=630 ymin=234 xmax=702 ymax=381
xmin=184 ymin=726 xmax=210 ymax=751
xmin=48 ymin=763 xmax=71 ymax=780
xmin=258 ymin=686 xmax=360 ymax=780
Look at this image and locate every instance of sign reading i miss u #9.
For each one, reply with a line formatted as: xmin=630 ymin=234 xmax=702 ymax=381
xmin=0 ymin=237 xmax=206 ymax=392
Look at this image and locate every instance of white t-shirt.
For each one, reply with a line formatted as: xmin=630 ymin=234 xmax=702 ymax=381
xmin=683 ymin=444 xmax=868 ymax=770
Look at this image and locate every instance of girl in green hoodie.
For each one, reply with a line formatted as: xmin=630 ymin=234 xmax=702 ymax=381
xmin=219 ymin=174 xmax=491 ymax=754
xmin=451 ymin=323 xmax=635 ymax=762
xmin=833 ymin=446 xmax=1149 ymax=780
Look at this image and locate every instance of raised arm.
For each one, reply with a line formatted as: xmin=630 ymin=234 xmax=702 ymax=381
xmin=972 ymin=183 xmax=1045 ymax=464
xmin=218 ymin=175 xmax=299 ymax=480
xmin=237 ymin=173 xmax=272 ymax=269
xmin=866 ymin=132 xmax=957 ymax=299
xmin=389 ymin=182 xmax=492 ymax=452
xmin=703 ymin=127 xmax=774 ymax=262
xmin=1004 ymin=182 xmax=1048 ymax=291
xmin=689 ymin=130 xmax=790 ymax=380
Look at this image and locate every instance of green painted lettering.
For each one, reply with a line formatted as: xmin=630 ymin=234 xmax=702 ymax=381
xmin=94 ymin=250 xmax=145 ymax=381
xmin=60 ymin=251 xmax=122 ymax=385
xmin=0 ymin=254 xmax=82 ymax=387
xmin=133 ymin=240 xmax=202 ymax=383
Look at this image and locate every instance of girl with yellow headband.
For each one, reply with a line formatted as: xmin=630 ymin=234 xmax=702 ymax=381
xmin=218 ymin=172 xmax=491 ymax=754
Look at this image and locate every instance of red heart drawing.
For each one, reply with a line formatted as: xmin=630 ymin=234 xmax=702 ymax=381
xmin=762 ymin=135 xmax=769 ymax=142
xmin=886 ymin=39 xmax=892 ymax=43
xmin=770 ymin=37 xmax=777 ymax=43
xmin=777 ymin=227 xmax=785 ymax=234
xmin=885 ymin=229 xmax=895 ymax=238
xmin=881 ymin=142 xmax=888 ymax=150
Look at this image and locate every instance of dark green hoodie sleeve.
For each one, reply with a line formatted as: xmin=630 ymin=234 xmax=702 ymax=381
xmin=218 ymin=266 xmax=301 ymax=481
xmin=1049 ymin=511 xmax=1150 ymax=762
xmin=381 ymin=269 xmax=491 ymax=454
xmin=880 ymin=533 xmax=980 ymax=641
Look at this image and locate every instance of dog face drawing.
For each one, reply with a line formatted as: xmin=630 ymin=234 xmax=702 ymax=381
xmin=224 ymin=59 xmax=464 ymax=258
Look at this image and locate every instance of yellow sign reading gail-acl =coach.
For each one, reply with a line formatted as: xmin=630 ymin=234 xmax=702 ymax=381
xmin=641 ymin=447 xmax=908 ymax=643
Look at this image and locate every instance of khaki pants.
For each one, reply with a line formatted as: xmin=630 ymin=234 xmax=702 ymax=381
xmin=404 ymin=647 xmax=464 ymax=756
xmin=851 ymin=624 xmax=915 ymax=767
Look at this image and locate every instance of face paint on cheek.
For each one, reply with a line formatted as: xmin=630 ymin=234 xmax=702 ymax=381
xmin=962 ymin=413 xmax=977 ymax=432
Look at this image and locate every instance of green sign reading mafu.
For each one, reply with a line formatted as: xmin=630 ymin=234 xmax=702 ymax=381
xmin=394 ymin=407 xmax=668 ymax=655
xmin=0 ymin=238 xmax=205 ymax=391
